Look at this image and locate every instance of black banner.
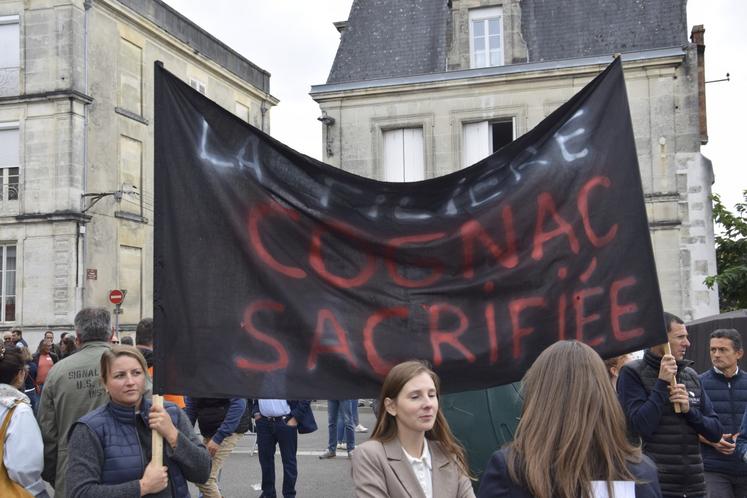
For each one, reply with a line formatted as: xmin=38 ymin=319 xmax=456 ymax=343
xmin=154 ymin=58 xmax=665 ymax=399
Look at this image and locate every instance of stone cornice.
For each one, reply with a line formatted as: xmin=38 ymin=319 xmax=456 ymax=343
xmin=95 ymin=0 xmax=278 ymax=105
xmin=0 ymin=89 xmax=94 ymax=105
xmin=14 ymin=211 xmax=92 ymax=223
xmin=311 ymin=47 xmax=687 ymax=101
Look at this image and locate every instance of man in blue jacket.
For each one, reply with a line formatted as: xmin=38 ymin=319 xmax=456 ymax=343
xmin=699 ymin=328 xmax=747 ymax=498
xmin=618 ymin=312 xmax=722 ymax=498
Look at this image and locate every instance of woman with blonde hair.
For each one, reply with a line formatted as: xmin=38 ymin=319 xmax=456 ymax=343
xmin=352 ymin=360 xmax=474 ymax=498
xmin=604 ymin=353 xmax=633 ymax=390
xmin=477 ymin=341 xmax=661 ymax=498
xmin=66 ymin=346 xmax=210 ymax=497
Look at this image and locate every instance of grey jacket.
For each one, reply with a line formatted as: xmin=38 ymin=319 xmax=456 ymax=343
xmin=36 ymin=341 xmax=111 ymax=497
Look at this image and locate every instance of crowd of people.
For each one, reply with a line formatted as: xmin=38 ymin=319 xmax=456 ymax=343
xmin=0 ymin=307 xmax=745 ymax=498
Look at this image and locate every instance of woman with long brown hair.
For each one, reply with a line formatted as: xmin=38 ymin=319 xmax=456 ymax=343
xmin=352 ymin=360 xmax=474 ymax=498
xmin=477 ymin=341 xmax=661 ymax=498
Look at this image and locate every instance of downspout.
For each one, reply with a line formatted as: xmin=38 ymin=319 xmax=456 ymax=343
xmin=77 ymin=0 xmax=92 ymax=310
xmin=260 ymin=99 xmax=269 ymax=133
xmin=260 ymin=73 xmax=271 ymax=133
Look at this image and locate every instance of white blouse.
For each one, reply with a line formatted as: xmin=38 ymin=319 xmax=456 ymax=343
xmin=402 ymin=439 xmax=433 ymax=498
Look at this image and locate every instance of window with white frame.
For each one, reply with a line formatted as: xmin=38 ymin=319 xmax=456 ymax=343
xmin=0 ymin=245 xmax=16 ymax=322
xmin=469 ymin=7 xmax=503 ymax=68
xmin=190 ymin=78 xmax=206 ymax=95
xmin=382 ymin=128 xmax=425 ymax=182
xmin=0 ymin=15 xmax=20 ymax=95
xmin=462 ymin=119 xmax=515 ymax=168
xmin=0 ymin=123 xmax=20 ymax=200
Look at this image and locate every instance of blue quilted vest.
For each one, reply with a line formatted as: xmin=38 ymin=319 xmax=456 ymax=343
xmin=73 ymin=399 xmax=190 ymax=497
xmin=699 ymin=368 xmax=747 ymax=475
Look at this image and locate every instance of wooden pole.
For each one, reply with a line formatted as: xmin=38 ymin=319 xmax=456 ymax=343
xmin=663 ymin=343 xmax=682 ymax=414
xmin=151 ymin=394 xmax=164 ymax=465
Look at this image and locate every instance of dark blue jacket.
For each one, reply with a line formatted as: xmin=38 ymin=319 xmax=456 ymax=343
xmin=184 ymin=397 xmax=246 ymax=443
xmin=699 ymin=368 xmax=747 ymax=475
xmin=72 ymin=399 xmax=190 ymax=497
xmin=618 ymin=354 xmax=722 ymax=443
xmin=617 ymin=351 xmax=722 ymax=497
xmin=476 ymin=447 xmax=662 ymax=498
xmin=252 ymin=399 xmax=317 ymax=434
xmin=736 ymin=410 xmax=747 ymax=464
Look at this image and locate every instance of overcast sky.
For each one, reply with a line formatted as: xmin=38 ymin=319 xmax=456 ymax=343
xmin=163 ymin=0 xmax=745 ymax=211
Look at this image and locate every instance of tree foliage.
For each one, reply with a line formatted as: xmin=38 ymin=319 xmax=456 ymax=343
xmin=705 ymin=191 xmax=747 ymax=311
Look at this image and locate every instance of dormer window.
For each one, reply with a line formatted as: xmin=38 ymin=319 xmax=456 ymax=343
xmin=469 ymin=7 xmax=504 ymax=68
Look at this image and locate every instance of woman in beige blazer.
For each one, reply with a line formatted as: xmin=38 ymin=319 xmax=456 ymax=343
xmin=351 ymin=361 xmax=474 ymax=498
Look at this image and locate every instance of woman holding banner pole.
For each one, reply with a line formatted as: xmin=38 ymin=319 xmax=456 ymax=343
xmin=351 ymin=360 xmax=475 ymax=498
xmin=477 ymin=340 xmax=661 ymax=498
xmin=65 ymin=346 xmax=210 ymax=497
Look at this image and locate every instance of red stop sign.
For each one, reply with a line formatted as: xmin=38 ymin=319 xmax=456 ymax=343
xmin=109 ymin=289 xmax=124 ymax=305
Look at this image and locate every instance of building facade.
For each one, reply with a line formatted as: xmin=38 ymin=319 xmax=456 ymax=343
xmin=0 ymin=0 xmax=276 ymax=338
xmin=311 ymin=0 xmax=718 ymax=320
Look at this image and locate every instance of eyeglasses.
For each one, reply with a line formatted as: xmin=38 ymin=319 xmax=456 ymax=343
xmin=112 ymin=340 xmax=120 ymax=344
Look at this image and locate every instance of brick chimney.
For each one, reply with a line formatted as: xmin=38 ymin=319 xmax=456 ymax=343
xmin=691 ymin=25 xmax=708 ymax=145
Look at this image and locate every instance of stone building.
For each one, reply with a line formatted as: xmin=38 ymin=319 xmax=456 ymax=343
xmin=0 ymin=0 xmax=276 ymax=339
xmin=311 ymin=0 xmax=718 ymax=320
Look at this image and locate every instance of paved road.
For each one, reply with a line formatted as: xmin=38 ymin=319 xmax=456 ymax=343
xmin=190 ymin=404 xmax=376 ymax=497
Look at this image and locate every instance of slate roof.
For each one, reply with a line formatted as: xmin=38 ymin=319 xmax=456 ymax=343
xmin=521 ymin=0 xmax=687 ymax=62
xmin=326 ymin=0 xmax=451 ymax=84
xmin=118 ymin=0 xmax=271 ymax=93
xmin=326 ymin=0 xmax=688 ymax=84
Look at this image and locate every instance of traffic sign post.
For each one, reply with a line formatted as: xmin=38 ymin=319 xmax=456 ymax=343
xmin=109 ymin=289 xmax=124 ymax=305
xmin=109 ymin=289 xmax=126 ymax=337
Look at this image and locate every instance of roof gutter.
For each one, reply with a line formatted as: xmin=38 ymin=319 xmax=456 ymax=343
xmin=310 ymin=46 xmax=687 ymax=97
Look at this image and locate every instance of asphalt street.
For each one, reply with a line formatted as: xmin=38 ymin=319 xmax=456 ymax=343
xmin=189 ymin=404 xmax=376 ymax=497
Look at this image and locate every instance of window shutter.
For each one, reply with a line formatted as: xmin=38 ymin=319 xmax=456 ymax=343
xmin=462 ymin=121 xmax=490 ymax=168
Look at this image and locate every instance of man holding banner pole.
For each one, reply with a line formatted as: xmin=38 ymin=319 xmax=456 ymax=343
xmin=617 ymin=312 xmax=722 ymax=497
